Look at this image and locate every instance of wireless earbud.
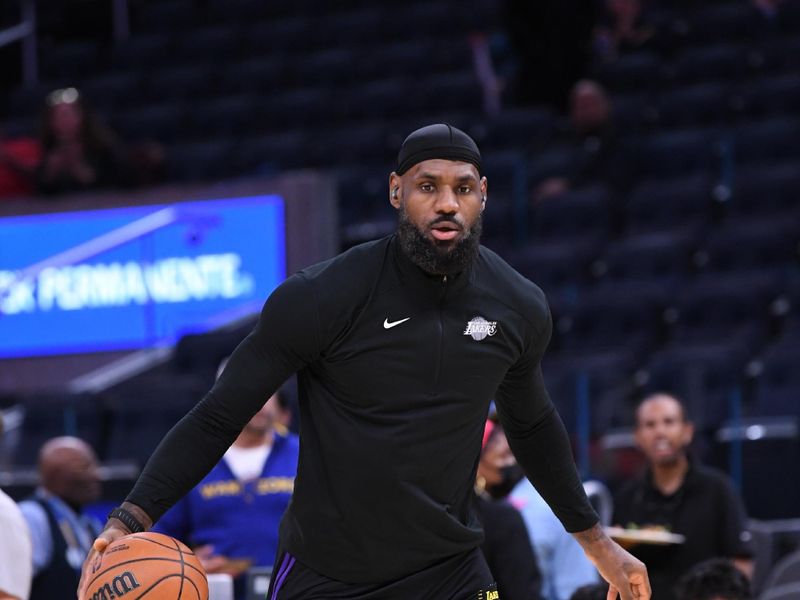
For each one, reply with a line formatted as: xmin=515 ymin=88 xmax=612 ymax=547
xmin=392 ymin=187 xmax=399 ymax=199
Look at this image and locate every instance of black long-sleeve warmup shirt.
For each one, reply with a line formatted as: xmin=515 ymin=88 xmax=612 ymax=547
xmin=126 ymin=235 xmax=598 ymax=583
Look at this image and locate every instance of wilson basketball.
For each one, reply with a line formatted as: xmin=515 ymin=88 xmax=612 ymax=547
xmin=82 ymin=532 xmax=208 ymax=600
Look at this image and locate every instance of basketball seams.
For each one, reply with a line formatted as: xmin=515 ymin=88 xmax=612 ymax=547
xmin=128 ymin=534 xmax=196 ymax=556
xmin=83 ymin=533 xmax=207 ymax=600
xmin=183 ymin=575 xmax=203 ymax=599
xmin=130 ymin=573 xmax=186 ymax=599
xmin=171 ymin=535 xmax=187 ymax=599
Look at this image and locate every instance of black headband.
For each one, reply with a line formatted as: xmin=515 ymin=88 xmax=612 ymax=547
xmin=396 ymin=123 xmax=482 ymax=175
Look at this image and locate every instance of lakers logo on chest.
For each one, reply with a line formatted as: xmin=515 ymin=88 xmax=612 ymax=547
xmin=463 ymin=316 xmax=498 ymax=341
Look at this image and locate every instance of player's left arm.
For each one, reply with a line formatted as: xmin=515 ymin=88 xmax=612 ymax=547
xmin=494 ymin=294 xmax=650 ymax=600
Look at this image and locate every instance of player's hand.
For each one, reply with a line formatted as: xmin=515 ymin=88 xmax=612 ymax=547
xmin=574 ymin=524 xmax=651 ymax=600
xmin=76 ymin=522 xmax=130 ymax=599
xmin=594 ymin=544 xmax=650 ymax=600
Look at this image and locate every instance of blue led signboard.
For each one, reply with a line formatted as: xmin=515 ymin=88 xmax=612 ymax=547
xmin=0 ymin=195 xmax=285 ymax=357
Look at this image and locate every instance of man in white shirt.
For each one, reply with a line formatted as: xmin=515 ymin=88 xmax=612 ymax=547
xmin=0 ymin=414 xmax=33 ymax=600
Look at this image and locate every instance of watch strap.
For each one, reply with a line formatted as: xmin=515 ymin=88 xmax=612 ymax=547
xmin=107 ymin=507 xmax=145 ymax=534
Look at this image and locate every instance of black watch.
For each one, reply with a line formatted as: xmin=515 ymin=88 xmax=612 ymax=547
xmin=108 ymin=507 xmax=145 ymax=534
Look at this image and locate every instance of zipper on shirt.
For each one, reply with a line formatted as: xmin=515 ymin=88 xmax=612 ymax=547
xmin=433 ymin=275 xmax=447 ymax=385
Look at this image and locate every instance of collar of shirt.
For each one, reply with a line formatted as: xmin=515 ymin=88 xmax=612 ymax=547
xmin=35 ymin=488 xmax=100 ymax=554
xmin=390 ymin=234 xmax=473 ymax=296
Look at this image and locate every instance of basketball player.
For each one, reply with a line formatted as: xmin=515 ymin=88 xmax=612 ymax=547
xmin=80 ymin=124 xmax=650 ymax=599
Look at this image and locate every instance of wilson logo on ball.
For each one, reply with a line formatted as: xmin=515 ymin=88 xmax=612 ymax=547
xmin=91 ymin=571 xmax=141 ymax=600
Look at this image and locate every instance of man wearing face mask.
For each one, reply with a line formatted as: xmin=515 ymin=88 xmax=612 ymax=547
xmin=475 ymin=419 xmax=543 ymax=600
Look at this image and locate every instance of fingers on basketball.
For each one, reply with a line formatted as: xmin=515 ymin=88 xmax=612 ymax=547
xmin=80 ymin=531 xmax=208 ymax=600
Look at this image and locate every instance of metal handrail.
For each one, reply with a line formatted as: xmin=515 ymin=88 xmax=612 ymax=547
xmin=0 ymin=0 xmax=37 ymax=87
xmin=0 ymin=0 xmax=130 ymax=90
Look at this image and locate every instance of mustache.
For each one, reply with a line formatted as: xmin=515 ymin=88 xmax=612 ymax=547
xmin=429 ymin=215 xmax=464 ymax=229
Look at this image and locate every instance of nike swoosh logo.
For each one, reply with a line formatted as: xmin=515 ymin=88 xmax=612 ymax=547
xmin=383 ymin=317 xmax=411 ymax=329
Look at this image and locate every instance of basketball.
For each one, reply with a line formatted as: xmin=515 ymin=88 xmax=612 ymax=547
xmin=81 ymin=532 xmax=208 ymax=600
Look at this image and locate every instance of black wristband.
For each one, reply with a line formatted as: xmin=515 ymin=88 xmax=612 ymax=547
xmin=108 ymin=507 xmax=145 ymax=534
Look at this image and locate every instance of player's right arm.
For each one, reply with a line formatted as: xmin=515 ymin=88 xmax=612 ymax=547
xmin=78 ymin=274 xmax=320 ymax=598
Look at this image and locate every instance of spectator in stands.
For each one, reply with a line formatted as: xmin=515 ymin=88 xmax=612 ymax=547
xmin=593 ymin=0 xmax=657 ymax=60
xmin=569 ymin=583 xmax=609 ymax=600
xmin=0 ymin=413 xmax=33 ymax=600
xmin=532 ymin=80 xmax=630 ymax=202
xmin=477 ymin=413 xmax=598 ymax=600
xmin=19 ymin=436 xmax=102 ymax=600
xmin=675 ymin=558 xmax=752 ymax=600
xmin=0 ymin=123 xmax=40 ymax=199
xmin=475 ymin=419 xmax=543 ymax=600
xmin=35 ymin=87 xmax=133 ymax=195
xmin=612 ymin=393 xmax=753 ymax=600
xmin=153 ymin=358 xmax=299 ymax=600
xmin=511 ymin=466 xmax=601 ymax=600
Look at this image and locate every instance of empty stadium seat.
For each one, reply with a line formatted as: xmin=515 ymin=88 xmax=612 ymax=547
xmin=623 ymin=174 xmax=712 ymax=234
xmin=104 ymin=376 xmax=206 ymax=464
xmin=735 ymin=73 xmax=800 ymax=119
xmin=695 ymin=216 xmax=799 ymax=275
xmin=669 ymin=276 xmax=779 ymax=347
xmin=554 ymin=290 xmax=663 ymax=358
xmin=641 ymin=341 xmax=752 ymax=429
xmin=667 ymin=44 xmax=748 ymax=84
xmin=650 ymin=82 xmax=733 ymax=128
xmin=527 ymin=185 xmax=611 ymax=244
xmin=755 ymin=342 xmax=800 ymax=418
xmin=511 ymin=238 xmax=598 ymax=301
xmin=13 ymin=392 xmax=105 ymax=465
xmin=543 ymin=351 xmax=638 ymax=435
xmin=634 ymin=129 xmax=715 ymax=178
xmin=729 ymin=162 xmax=800 ymax=219
xmin=592 ymin=230 xmax=698 ymax=292
xmin=733 ymin=116 xmax=800 ymax=164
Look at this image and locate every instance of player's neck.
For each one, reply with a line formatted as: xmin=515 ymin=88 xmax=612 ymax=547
xmin=651 ymin=454 xmax=689 ymax=496
xmin=233 ymin=429 xmax=274 ymax=449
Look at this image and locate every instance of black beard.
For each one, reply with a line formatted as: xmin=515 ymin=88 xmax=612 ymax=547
xmin=397 ymin=207 xmax=482 ymax=276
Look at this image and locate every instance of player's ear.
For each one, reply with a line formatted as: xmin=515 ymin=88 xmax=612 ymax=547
xmin=389 ymin=172 xmax=402 ymax=209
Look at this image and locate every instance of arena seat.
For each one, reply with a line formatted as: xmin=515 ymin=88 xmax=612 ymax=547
xmin=641 ymin=341 xmax=752 ymax=430
xmin=729 ymin=162 xmax=800 ymax=219
xmin=527 ymin=185 xmax=611 ymax=244
xmin=736 ymin=74 xmax=800 ymax=120
xmin=145 ymin=64 xmax=217 ymax=102
xmin=104 ymin=375 xmax=206 ymax=464
xmin=733 ymin=116 xmax=800 ymax=164
xmin=512 ymin=238 xmax=598 ymax=300
xmin=13 ymin=392 xmax=105 ymax=465
xmin=668 ymin=276 xmax=778 ymax=348
xmin=650 ymin=82 xmax=732 ymax=128
xmin=762 ymin=550 xmax=800 ymax=594
xmin=623 ymin=174 xmax=711 ymax=234
xmin=668 ymin=44 xmax=748 ymax=84
xmin=696 ymin=216 xmax=800 ymax=275
xmin=634 ymin=128 xmax=715 ymax=178
xmin=592 ymin=230 xmax=697 ymax=292
xmin=755 ymin=343 xmax=800 ymax=418
xmin=554 ymin=290 xmax=662 ymax=359
xmin=115 ymin=103 xmax=187 ymax=143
